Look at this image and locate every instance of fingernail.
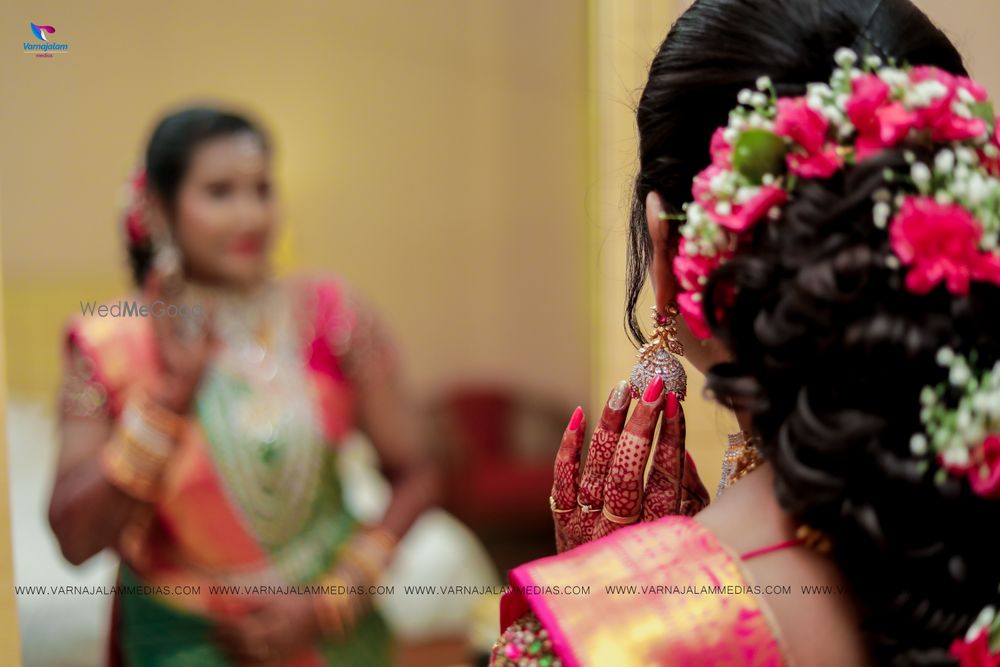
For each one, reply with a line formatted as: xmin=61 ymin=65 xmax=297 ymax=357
xmin=666 ymin=392 xmax=679 ymax=419
xmin=642 ymin=376 xmax=664 ymax=403
xmin=608 ymin=380 xmax=630 ymax=411
xmin=568 ymin=406 xmax=584 ymax=432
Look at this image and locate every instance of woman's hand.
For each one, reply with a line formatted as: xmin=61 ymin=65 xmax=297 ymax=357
xmin=550 ymin=376 xmax=710 ymax=553
xmin=214 ymin=593 xmax=322 ymax=665
xmin=144 ymin=270 xmax=217 ymax=414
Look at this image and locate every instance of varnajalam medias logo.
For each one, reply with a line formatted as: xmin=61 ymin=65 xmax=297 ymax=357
xmin=24 ymin=22 xmax=69 ymax=57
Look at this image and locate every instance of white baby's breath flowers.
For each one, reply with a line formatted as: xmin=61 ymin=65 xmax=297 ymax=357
xmin=951 ymin=99 xmax=973 ymax=119
xmin=709 ymin=170 xmax=735 ymax=197
xmin=755 ymin=76 xmax=772 ymax=92
xmin=915 ymin=351 xmax=1000 ymax=486
xmin=911 ymin=162 xmax=932 ymax=190
xmin=935 ymin=191 xmax=954 ymax=205
xmin=966 ymin=607 xmax=997 ymax=643
xmin=950 ymin=359 xmax=971 ymax=387
xmin=807 ymin=82 xmax=832 ymax=98
xmin=872 ymin=201 xmax=892 ymax=229
xmin=680 ymin=204 xmax=730 ymax=258
xmin=734 ymin=186 xmax=759 ymax=205
xmin=834 ymin=47 xmax=857 ymax=68
xmin=907 ymin=79 xmax=950 ymax=108
xmin=937 ymin=347 xmax=955 ymax=366
xmin=956 ymin=146 xmax=979 ymax=165
xmin=934 ymin=149 xmax=956 ymax=174
xmin=878 ymin=67 xmax=909 ymax=89
xmin=738 ymin=89 xmax=753 ymax=106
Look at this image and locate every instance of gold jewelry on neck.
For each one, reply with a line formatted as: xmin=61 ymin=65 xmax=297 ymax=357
xmin=717 ymin=431 xmax=765 ymax=497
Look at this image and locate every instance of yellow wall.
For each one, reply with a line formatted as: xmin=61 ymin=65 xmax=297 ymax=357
xmin=0 ymin=0 xmax=591 ymax=408
xmin=0 ymin=205 xmax=23 ymax=667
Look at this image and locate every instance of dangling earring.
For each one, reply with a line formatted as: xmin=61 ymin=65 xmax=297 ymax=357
xmin=151 ymin=219 xmax=184 ymax=295
xmin=629 ymin=304 xmax=687 ymax=400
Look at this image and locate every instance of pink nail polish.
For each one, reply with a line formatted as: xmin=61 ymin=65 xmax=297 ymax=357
xmin=568 ymin=406 xmax=584 ymax=432
xmin=666 ymin=392 xmax=679 ymax=419
xmin=642 ymin=376 xmax=664 ymax=403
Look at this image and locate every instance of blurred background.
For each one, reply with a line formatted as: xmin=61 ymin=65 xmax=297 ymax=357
xmin=1 ymin=0 xmax=998 ymax=665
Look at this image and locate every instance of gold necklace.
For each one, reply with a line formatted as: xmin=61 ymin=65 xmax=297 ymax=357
xmin=717 ymin=431 xmax=764 ymax=497
xmin=718 ymin=432 xmax=834 ymax=555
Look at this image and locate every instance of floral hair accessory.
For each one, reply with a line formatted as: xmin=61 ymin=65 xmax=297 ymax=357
xmin=912 ymin=349 xmax=1000 ymax=500
xmin=672 ymin=50 xmax=1000 ymax=655
xmin=673 ymin=47 xmax=1000 ymax=339
xmin=950 ymin=604 xmax=1000 ymax=667
xmin=122 ymin=167 xmax=149 ymax=245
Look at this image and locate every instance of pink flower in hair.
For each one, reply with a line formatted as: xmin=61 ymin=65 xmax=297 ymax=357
xmin=124 ymin=169 xmax=149 ymax=244
xmin=709 ymin=127 xmax=732 ymax=168
xmin=950 ymin=632 xmax=1000 ymax=667
xmin=673 ymin=249 xmax=723 ymax=293
xmin=969 ymin=435 xmax=1000 ymax=500
xmin=980 ymin=117 xmax=1000 ymax=177
xmin=846 ymin=74 xmax=917 ymax=161
xmin=889 ymin=196 xmax=1000 ymax=296
xmin=692 ymin=165 xmax=788 ymax=232
xmin=774 ymin=97 xmax=843 ymax=178
xmin=677 ymin=291 xmax=710 ymax=340
xmin=950 ymin=613 xmax=1000 ymax=667
xmin=910 ymin=67 xmax=989 ymax=143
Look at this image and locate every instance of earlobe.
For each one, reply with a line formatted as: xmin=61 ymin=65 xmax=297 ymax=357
xmin=644 ymin=191 xmax=678 ymax=315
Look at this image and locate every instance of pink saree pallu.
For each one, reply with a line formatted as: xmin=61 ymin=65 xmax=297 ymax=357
xmin=499 ymin=516 xmax=790 ymax=667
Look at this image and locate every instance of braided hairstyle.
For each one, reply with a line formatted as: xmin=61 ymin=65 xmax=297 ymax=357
xmin=126 ymin=106 xmax=269 ymax=286
xmin=626 ymin=0 xmax=966 ymax=344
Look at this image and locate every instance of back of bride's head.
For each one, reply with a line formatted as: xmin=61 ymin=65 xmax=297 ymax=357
xmin=665 ymin=35 xmax=1000 ymax=666
xmin=628 ymin=0 xmax=966 ymax=342
xmin=707 ymin=144 xmax=1000 ymax=665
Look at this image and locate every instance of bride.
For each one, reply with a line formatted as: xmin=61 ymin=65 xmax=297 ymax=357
xmin=493 ymin=0 xmax=1000 ymax=665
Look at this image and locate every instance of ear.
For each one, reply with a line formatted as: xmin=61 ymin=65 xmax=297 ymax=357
xmin=645 ymin=190 xmax=678 ymax=315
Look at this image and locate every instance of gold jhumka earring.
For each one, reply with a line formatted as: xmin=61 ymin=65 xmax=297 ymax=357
xmin=629 ymin=304 xmax=687 ymax=401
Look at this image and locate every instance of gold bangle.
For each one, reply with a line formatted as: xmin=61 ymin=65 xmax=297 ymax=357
xmin=339 ymin=549 xmax=382 ymax=585
xmin=311 ymin=574 xmax=350 ymax=637
xmin=549 ymin=495 xmax=574 ymax=513
xmin=100 ymin=431 xmax=167 ymax=502
xmin=132 ymin=389 xmax=186 ymax=440
xmin=601 ymin=507 xmax=640 ymax=525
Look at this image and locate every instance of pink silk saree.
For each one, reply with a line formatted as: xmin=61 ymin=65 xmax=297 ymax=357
xmin=498 ymin=515 xmax=790 ymax=666
xmin=63 ymin=276 xmax=389 ymax=667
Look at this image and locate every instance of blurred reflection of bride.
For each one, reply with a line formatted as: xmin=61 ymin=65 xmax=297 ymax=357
xmin=47 ymin=106 xmax=440 ymax=666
